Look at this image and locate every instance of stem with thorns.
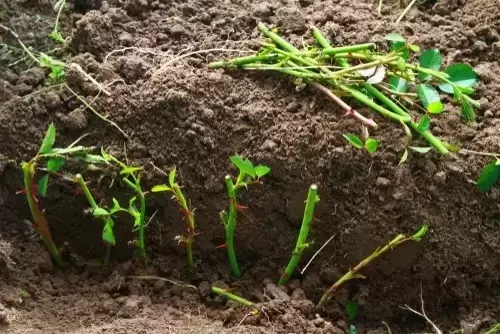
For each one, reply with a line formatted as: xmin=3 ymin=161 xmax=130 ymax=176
xmin=316 ymin=224 xmax=428 ymax=308
xmin=223 ymin=175 xmax=241 ymax=277
xmin=212 ymin=287 xmax=255 ymax=307
xmin=278 ymin=185 xmax=319 ymax=285
xmin=76 ymin=174 xmax=112 ymax=266
xmin=123 ymin=177 xmax=147 ymax=264
xmin=172 ymin=185 xmax=196 ymax=270
xmin=21 ymin=161 xmax=63 ymax=267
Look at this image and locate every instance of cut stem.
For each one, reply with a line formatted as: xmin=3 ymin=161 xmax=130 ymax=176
xmin=317 ymin=225 xmax=428 ymax=308
xmin=76 ymin=173 xmax=113 ymax=266
xmin=21 ymin=161 xmax=63 ymax=267
xmin=224 ymin=175 xmax=241 ymax=277
xmin=211 ymin=287 xmax=255 ymax=307
xmin=278 ymin=185 xmax=319 ymax=285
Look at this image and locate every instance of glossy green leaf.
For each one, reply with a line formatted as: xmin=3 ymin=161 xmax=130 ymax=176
xmin=418 ymin=49 xmax=441 ymax=80
xmin=93 ymin=207 xmax=110 ymax=217
xmin=417 ymin=84 xmax=443 ymax=114
xmin=255 ymin=165 xmax=271 ymax=178
xmin=47 ymin=157 xmax=65 ymax=172
xmin=384 ymin=33 xmax=406 ymax=43
xmin=169 ymin=167 xmax=176 ymax=187
xmin=398 ymin=149 xmax=408 ymax=166
xmin=477 ymin=161 xmax=500 ymax=192
xmin=343 ymin=134 xmax=363 ymax=149
xmin=417 ymin=115 xmax=431 ymax=132
xmin=230 ymin=156 xmax=256 ymax=178
xmin=364 ymin=138 xmax=379 ymax=153
xmin=438 ymin=64 xmax=478 ymax=94
xmin=389 ymin=76 xmax=408 ymax=93
xmin=346 ymin=300 xmax=359 ymax=321
xmin=38 ymin=174 xmax=49 ymax=197
xmin=39 ymin=123 xmax=56 ymax=154
xmin=151 ymin=184 xmax=172 ymax=192
xmin=409 ymin=146 xmax=432 ymax=154
xmin=102 ymin=218 xmax=116 ymax=245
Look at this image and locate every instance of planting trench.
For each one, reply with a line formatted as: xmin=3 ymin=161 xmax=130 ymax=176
xmin=1 ymin=0 xmax=500 ymax=332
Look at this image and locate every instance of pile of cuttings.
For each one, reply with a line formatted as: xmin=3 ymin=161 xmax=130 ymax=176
xmin=209 ymin=23 xmax=481 ymax=157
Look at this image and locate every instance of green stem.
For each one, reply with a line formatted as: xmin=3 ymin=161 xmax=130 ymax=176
xmin=317 ymin=233 xmax=412 ymax=308
xmin=211 ymin=287 xmax=254 ymax=307
xmin=76 ymin=173 xmax=113 ymax=266
xmin=278 ymin=185 xmax=318 ymax=286
xmin=322 ymin=43 xmax=376 ymax=55
xmin=22 ymin=161 xmax=63 ymax=267
xmin=224 ymin=175 xmax=241 ymax=277
xmin=208 ymin=53 xmax=281 ymax=69
xmin=258 ymin=22 xmax=300 ymax=53
xmin=124 ymin=177 xmax=147 ymax=264
xmin=173 ymin=185 xmax=195 ymax=270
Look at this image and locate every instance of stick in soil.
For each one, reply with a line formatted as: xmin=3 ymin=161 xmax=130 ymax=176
xmin=316 ymin=224 xmax=428 ymax=309
xmin=278 ymin=184 xmax=319 ymax=285
xmin=151 ymin=167 xmax=196 ymax=270
xmin=211 ymin=287 xmax=255 ymax=307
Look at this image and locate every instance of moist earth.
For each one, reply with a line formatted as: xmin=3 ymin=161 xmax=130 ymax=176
xmin=1 ymin=0 xmax=500 ymax=333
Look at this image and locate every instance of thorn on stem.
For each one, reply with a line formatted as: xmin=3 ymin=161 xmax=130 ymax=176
xmin=216 ymin=243 xmax=227 ymax=249
xmin=236 ymin=204 xmax=248 ymax=212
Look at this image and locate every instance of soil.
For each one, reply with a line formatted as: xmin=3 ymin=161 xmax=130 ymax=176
xmin=1 ymin=0 xmax=500 ymax=333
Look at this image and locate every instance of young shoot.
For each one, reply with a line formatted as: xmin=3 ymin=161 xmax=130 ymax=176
xmin=317 ymin=224 xmax=429 ymax=309
xmin=278 ymin=184 xmax=319 ymax=285
xmin=49 ymin=0 xmax=69 ymax=48
xmin=101 ymin=149 xmax=148 ymax=264
xmin=220 ymin=156 xmax=270 ymax=278
xmin=20 ymin=123 xmax=105 ymax=266
xmin=151 ymin=167 xmax=197 ymax=270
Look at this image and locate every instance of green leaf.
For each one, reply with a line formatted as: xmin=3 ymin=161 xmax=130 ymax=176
xmin=39 ymin=123 xmax=56 ymax=154
xmin=417 ymin=115 xmax=431 ymax=132
xmin=47 ymin=157 xmax=65 ymax=172
xmin=398 ymin=149 xmax=408 ymax=166
xmin=230 ymin=156 xmax=256 ymax=178
xmin=49 ymin=146 xmax=95 ymax=155
xmin=255 ymin=165 xmax=271 ymax=178
xmin=79 ymin=154 xmax=108 ymax=165
xmin=350 ymin=325 xmax=358 ymax=334
xmin=102 ymin=218 xmax=116 ymax=245
xmin=417 ymin=84 xmax=443 ymax=114
xmin=411 ymin=224 xmax=428 ymax=241
xmin=418 ymin=49 xmax=441 ymax=80
xmin=438 ymin=64 xmax=478 ymax=94
xmin=409 ymin=44 xmax=421 ymax=52
xmin=169 ymin=167 xmax=176 ymax=187
xmin=364 ymin=138 xmax=379 ymax=153
xmin=110 ymin=198 xmax=122 ymax=213
xmin=477 ymin=161 xmax=500 ymax=192
xmin=343 ymin=134 xmax=363 ymax=149
xmin=384 ymin=33 xmax=406 ymax=43
xmin=93 ymin=207 xmax=110 ymax=217
xmin=345 ymin=300 xmax=359 ymax=321
xmin=389 ymin=76 xmax=408 ymax=93
xmin=38 ymin=174 xmax=49 ymax=197
xmin=390 ymin=41 xmax=409 ymax=60
xmin=151 ymin=184 xmax=172 ymax=192
xmin=409 ymin=146 xmax=432 ymax=154
xmin=120 ymin=166 xmax=142 ymax=175
xmin=460 ymin=96 xmax=475 ymax=122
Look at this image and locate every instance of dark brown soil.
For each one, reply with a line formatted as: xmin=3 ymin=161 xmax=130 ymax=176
xmin=1 ymin=0 xmax=500 ymax=333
